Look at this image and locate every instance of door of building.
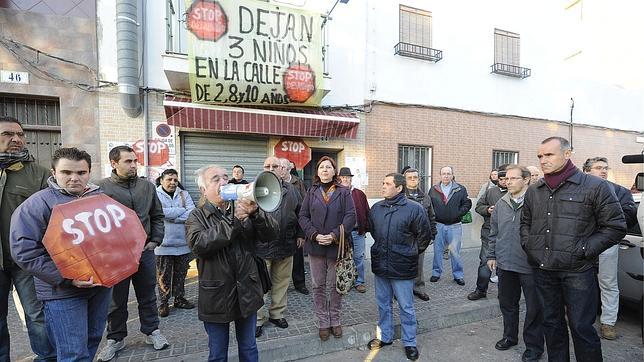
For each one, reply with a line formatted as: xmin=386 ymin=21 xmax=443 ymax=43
xmin=303 ymin=149 xmax=339 ymax=190
xmin=0 ymin=94 xmax=62 ymax=169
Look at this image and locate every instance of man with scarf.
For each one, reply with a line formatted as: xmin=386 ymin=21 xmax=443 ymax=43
xmin=367 ymin=173 xmax=431 ymax=361
xmin=521 ymin=137 xmax=626 ymax=362
xmin=468 ymin=165 xmax=508 ymax=301
xmin=0 ymin=116 xmax=55 ymax=361
xmin=403 ymin=168 xmax=437 ymax=301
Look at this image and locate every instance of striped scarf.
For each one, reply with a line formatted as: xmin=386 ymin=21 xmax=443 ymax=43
xmin=0 ymin=149 xmax=31 ymax=169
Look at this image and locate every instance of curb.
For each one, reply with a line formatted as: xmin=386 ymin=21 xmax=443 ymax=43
xmin=159 ymin=297 xmax=504 ymax=361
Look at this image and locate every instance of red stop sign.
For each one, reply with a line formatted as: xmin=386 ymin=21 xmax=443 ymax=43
xmin=187 ymin=0 xmax=228 ymax=42
xmin=42 ymin=194 xmax=147 ymax=287
xmin=133 ymin=140 xmax=170 ymax=167
xmin=274 ymin=138 xmax=311 ymax=170
xmin=283 ymin=64 xmax=316 ymax=103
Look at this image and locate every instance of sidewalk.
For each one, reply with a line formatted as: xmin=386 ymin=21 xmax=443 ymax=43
xmin=10 ymin=227 xmax=495 ymax=362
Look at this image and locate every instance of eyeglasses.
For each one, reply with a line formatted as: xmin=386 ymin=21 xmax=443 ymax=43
xmin=591 ymin=166 xmax=610 ymax=171
xmin=263 ymin=164 xmax=281 ymax=170
xmin=1 ymin=131 xmax=26 ymax=138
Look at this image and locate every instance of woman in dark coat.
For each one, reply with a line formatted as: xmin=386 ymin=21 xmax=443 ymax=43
xmin=298 ymin=156 xmax=356 ymax=341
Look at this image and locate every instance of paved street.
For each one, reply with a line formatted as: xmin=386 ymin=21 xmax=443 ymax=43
xmin=7 ymin=229 xmax=644 ymax=361
xmin=10 ymin=238 xmax=495 ymax=361
xmin=298 ymin=306 xmax=644 ymax=362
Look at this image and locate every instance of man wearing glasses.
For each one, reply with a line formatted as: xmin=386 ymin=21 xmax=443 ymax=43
xmin=583 ymin=157 xmax=637 ymax=340
xmin=468 ymin=165 xmax=508 ymax=301
xmin=0 ymin=116 xmax=55 ymax=361
xmin=255 ymin=156 xmax=303 ymax=337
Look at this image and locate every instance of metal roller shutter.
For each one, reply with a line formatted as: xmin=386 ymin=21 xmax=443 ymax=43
xmin=181 ymin=134 xmax=268 ymax=201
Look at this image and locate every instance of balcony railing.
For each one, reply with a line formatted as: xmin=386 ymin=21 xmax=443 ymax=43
xmin=490 ymin=63 xmax=531 ymax=79
xmin=394 ymin=42 xmax=443 ymax=63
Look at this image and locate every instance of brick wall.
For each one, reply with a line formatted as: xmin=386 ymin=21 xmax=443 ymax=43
xmin=364 ymin=103 xmax=644 ymax=198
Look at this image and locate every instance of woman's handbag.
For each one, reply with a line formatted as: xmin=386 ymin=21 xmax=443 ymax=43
xmin=335 ymin=225 xmax=357 ymax=295
xmin=254 ymin=256 xmax=272 ymax=294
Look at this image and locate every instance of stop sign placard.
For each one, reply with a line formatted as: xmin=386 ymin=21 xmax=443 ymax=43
xmin=274 ymin=138 xmax=311 ymax=170
xmin=186 ymin=0 xmax=228 ymax=42
xmin=133 ymin=140 xmax=170 ymax=167
xmin=283 ymin=64 xmax=316 ymax=103
xmin=42 ymin=194 xmax=147 ymax=287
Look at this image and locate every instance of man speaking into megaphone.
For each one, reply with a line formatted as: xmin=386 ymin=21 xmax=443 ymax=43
xmin=186 ymin=165 xmax=279 ymax=360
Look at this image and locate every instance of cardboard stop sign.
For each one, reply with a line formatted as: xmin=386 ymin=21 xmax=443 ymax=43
xmin=42 ymin=194 xmax=147 ymax=287
xmin=274 ymin=138 xmax=311 ymax=170
xmin=186 ymin=0 xmax=228 ymax=42
xmin=133 ymin=139 xmax=170 ymax=167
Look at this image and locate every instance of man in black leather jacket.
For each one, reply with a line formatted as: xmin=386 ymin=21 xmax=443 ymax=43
xmin=520 ymin=137 xmax=626 ymax=362
xmin=186 ymin=165 xmax=278 ymax=361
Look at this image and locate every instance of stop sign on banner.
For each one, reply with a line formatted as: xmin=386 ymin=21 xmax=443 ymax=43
xmin=133 ymin=140 xmax=170 ymax=167
xmin=41 ymin=194 xmax=147 ymax=287
xmin=186 ymin=0 xmax=228 ymax=42
xmin=274 ymin=138 xmax=311 ymax=170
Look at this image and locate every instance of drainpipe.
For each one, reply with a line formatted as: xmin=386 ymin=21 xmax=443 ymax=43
xmin=116 ymin=0 xmax=142 ymax=118
xmin=142 ymin=0 xmax=149 ymax=177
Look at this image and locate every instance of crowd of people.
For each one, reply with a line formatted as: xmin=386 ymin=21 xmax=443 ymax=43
xmin=0 ymin=113 xmax=638 ymax=362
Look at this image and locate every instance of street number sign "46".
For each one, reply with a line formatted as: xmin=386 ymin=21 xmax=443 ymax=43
xmin=1 ymin=70 xmax=29 ymax=84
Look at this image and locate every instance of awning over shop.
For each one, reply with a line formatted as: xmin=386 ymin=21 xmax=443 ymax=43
xmin=163 ymin=96 xmax=360 ymax=139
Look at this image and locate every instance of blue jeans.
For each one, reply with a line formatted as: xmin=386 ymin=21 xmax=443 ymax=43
xmin=431 ymin=223 xmax=464 ymax=279
xmin=534 ymin=268 xmax=601 ymax=362
xmin=203 ymin=313 xmax=258 ymax=362
xmin=351 ymin=230 xmax=366 ymax=286
xmin=43 ymin=288 xmax=111 ymax=362
xmin=374 ymin=276 xmax=416 ymax=347
xmin=0 ymin=265 xmax=55 ymax=361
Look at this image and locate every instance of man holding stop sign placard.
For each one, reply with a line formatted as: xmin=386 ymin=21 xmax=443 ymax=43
xmin=10 ymin=147 xmax=111 ymax=361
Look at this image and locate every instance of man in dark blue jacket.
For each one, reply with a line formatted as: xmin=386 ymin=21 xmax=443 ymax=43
xmin=429 ymin=166 xmax=472 ymax=285
xmin=10 ymin=147 xmax=111 ymax=361
xmin=367 ymin=173 xmax=431 ymax=361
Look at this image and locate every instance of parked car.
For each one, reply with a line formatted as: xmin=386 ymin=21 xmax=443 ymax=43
xmin=617 ymin=156 xmax=643 ymax=342
xmin=618 ymin=192 xmax=642 ymax=308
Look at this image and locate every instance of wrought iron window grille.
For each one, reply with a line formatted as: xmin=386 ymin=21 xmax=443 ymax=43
xmin=394 ymin=42 xmax=443 ymax=63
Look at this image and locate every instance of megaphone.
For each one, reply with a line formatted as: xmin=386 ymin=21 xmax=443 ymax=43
xmin=219 ymin=171 xmax=283 ymax=212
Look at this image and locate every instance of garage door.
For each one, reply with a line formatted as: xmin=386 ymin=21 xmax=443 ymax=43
xmin=181 ymin=134 xmax=268 ymax=201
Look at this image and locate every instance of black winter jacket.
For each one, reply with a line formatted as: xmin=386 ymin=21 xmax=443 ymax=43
xmin=186 ymin=202 xmax=279 ymax=323
xmin=610 ymin=181 xmax=637 ymax=228
xmin=256 ymin=181 xmax=303 ymax=259
xmin=520 ymin=169 xmax=627 ymax=272
xmin=405 ymin=187 xmax=438 ymax=241
xmin=475 ymin=186 xmax=507 ymax=242
xmin=96 ymin=171 xmax=165 ymax=246
xmin=369 ymin=193 xmax=431 ymax=280
xmin=429 ymin=182 xmax=472 ymax=225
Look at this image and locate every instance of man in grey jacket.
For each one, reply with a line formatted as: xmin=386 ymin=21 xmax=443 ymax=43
xmin=11 ymin=147 xmax=111 ymax=361
xmin=468 ymin=166 xmax=507 ymax=301
xmin=96 ymin=146 xmax=168 ymax=361
xmin=487 ymin=165 xmax=543 ymax=362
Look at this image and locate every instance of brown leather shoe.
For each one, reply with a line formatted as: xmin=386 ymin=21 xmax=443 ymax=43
xmin=319 ymin=328 xmax=330 ymax=341
xmin=331 ymin=325 xmax=342 ymax=338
